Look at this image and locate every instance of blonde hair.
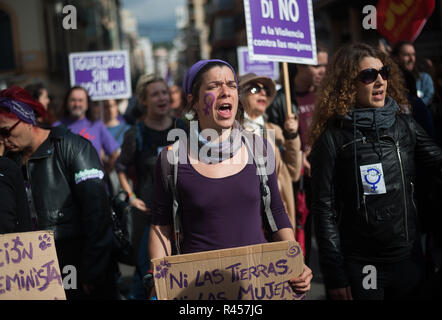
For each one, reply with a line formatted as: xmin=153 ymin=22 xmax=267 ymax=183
xmin=135 ymin=74 xmax=167 ymax=103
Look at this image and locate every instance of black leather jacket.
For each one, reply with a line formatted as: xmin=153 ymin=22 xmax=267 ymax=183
xmin=7 ymin=125 xmax=114 ymax=285
xmin=311 ymin=113 xmax=442 ymax=289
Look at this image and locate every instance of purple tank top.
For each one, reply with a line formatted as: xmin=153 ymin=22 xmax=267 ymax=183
xmin=151 ymin=149 xmax=292 ymax=254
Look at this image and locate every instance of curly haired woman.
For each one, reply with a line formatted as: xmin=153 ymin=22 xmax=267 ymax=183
xmin=309 ymin=43 xmax=442 ymax=300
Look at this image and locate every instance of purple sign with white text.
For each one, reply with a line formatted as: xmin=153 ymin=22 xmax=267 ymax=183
xmin=244 ymin=0 xmax=317 ymax=65
xmin=69 ymin=51 xmax=132 ymax=101
xmin=237 ymin=46 xmax=279 ymax=80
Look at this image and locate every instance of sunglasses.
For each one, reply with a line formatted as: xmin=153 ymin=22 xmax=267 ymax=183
xmin=247 ymin=84 xmax=271 ymax=96
xmin=357 ymin=66 xmax=390 ymax=84
xmin=0 ymin=119 xmax=21 ymax=139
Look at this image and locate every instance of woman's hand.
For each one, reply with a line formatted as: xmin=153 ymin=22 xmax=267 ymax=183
xmin=130 ymin=197 xmax=149 ymax=213
xmin=289 ymin=264 xmax=313 ymax=294
xmin=284 ymin=114 xmax=299 ymax=135
xmin=327 ymin=286 xmax=353 ymax=300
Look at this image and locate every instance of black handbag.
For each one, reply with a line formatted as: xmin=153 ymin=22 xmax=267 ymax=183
xmin=110 ymin=192 xmax=151 ymax=266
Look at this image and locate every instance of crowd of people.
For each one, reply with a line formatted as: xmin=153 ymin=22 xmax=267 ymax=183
xmin=1 ymin=39 xmax=442 ymax=300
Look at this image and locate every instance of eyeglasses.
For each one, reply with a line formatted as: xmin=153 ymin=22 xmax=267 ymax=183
xmin=247 ymin=84 xmax=271 ymax=96
xmin=357 ymin=66 xmax=390 ymax=84
xmin=0 ymin=119 xmax=21 ymax=139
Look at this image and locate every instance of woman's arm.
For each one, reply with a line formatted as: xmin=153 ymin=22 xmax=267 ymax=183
xmin=146 ymin=224 xmax=173 ymax=299
xmin=281 ymin=120 xmax=302 ymax=182
xmin=311 ymin=129 xmax=351 ymax=297
xmin=117 ymin=171 xmax=148 ymax=212
xmin=272 ymin=227 xmax=295 ymax=241
xmin=115 ymin=127 xmax=149 ymax=212
xmin=148 ymin=224 xmax=173 ymax=261
xmin=413 ymin=117 xmax=442 ymax=176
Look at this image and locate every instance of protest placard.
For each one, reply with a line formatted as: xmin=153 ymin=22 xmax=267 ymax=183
xmin=152 ymin=240 xmax=305 ymax=300
xmin=0 ymin=231 xmax=66 ymax=300
xmin=243 ymin=0 xmax=317 ymax=65
xmin=237 ymin=46 xmax=280 ymax=80
xmin=69 ymin=50 xmax=132 ymax=101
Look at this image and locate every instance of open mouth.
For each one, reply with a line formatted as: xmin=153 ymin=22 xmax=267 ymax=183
xmin=157 ymin=103 xmax=168 ymax=109
xmin=217 ymin=103 xmax=233 ymax=118
xmin=372 ymin=89 xmax=384 ymax=100
xmin=257 ymin=98 xmax=267 ymax=105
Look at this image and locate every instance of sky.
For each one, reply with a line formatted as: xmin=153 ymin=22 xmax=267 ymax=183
xmin=121 ymin=0 xmax=185 ymax=44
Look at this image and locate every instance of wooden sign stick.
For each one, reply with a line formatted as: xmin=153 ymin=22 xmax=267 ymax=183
xmin=282 ymin=62 xmax=292 ymax=117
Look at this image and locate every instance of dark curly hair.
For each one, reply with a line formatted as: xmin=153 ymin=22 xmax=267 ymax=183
xmin=309 ymin=42 xmax=409 ymax=146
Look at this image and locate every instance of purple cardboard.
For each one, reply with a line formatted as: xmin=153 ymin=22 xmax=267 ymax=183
xmin=244 ymin=0 xmax=317 ymax=65
xmin=69 ymin=51 xmax=132 ymax=101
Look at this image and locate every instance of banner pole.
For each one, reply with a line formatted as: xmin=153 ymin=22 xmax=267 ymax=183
xmin=282 ymin=62 xmax=292 ymax=116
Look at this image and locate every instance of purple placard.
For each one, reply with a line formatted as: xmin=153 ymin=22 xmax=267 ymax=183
xmin=237 ymin=46 xmax=279 ymax=80
xmin=244 ymin=0 xmax=317 ymax=65
xmin=69 ymin=51 xmax=132 ymax=101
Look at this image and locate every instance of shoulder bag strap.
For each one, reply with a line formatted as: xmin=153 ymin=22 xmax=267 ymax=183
xmin=242 ymin=132 xmax=278 ymax=233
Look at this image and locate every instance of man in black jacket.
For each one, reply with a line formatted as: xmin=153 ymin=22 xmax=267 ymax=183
xmin=0 ymin=86 xmax=117 ymax=300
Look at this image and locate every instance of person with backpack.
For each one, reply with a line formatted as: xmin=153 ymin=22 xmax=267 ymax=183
xmin=309 ymin=43 xmax=442 ymax=300
xmin=147 ymin=59 xmax=312 ymax=299
xmin=115 ymin=74 xmax=187 ymax=299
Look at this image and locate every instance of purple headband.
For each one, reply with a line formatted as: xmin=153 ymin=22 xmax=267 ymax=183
xmin=0 ymin=97 xmax=37 ymax=125
xmin=183 ymin=59 xmax=238 ymax=97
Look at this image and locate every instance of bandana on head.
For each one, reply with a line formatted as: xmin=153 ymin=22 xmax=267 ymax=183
xmin=0 ymin=97 xmax=37 ymax=125
xmin=183 ymin=59 xmax=238 ymax=97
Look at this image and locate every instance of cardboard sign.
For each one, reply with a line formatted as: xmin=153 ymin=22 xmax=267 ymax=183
xmin=0 ymin=231 xmax=66 ymax=300
xmin=237 ymin=46 xmax=280 ymax=81
xmin=152 ymin=240 xmax=305 ymax=300
xmin=69 ymin=50 xmax=132 ymax=101
xmin=376 ymin=0 xmax=435 ymax=44
xmin=243 ymin=0 xmax=317 ymax=65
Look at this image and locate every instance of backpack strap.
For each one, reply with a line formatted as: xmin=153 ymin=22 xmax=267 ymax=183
xmin=160 ymin=132 xmax=279 ymax=255
xmin=160 ymin=140 xmax=182 ymax=255
xmin=242 ymin=132 xmax=278 ymax=233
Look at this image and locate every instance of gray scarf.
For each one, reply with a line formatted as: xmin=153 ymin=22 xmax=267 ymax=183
xmin=190 ymin=120 xmax=243 ymax=164
xmin=346 ymin=96 xmax=399 ymax=130
xmin=343 ymin=96 xmax=399 ymax=209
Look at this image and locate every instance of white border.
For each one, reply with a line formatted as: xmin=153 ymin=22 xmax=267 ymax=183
xmin=243 ymin=0 xmax=318 ymax=65
xmin=68 ymin=50 xmax=132 ymax=101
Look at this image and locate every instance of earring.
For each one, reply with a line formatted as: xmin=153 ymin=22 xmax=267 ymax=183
xmin=184 ymin=109 xmax=196 ymax=121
